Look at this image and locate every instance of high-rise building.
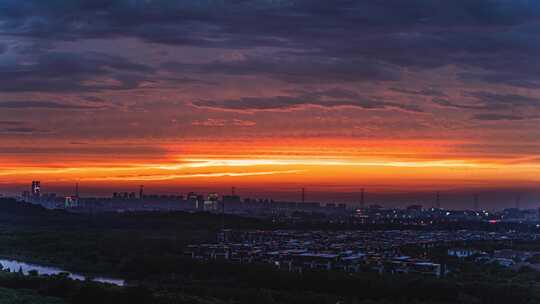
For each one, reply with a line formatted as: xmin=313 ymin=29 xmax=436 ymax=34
xmin=204 ymin=193 xmax=220 ymax=211
xmin=31 ymin=181 xmax=41 ymax=197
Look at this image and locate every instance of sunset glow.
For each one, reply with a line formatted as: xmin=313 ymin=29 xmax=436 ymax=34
xmin=3 ymin=3 xmax=540 ymax=303
xmin=2 ymin=139 xmax=540 ymax=195
xmin=1 ymin=1 xmax=539 ymax=207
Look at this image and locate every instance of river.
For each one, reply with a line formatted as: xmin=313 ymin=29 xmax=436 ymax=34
xmin=0 ymin=259 xmax=125 ymax=286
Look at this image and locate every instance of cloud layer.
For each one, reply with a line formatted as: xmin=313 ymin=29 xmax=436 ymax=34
xmin=0 ymin=1 xmax=539 ymax=201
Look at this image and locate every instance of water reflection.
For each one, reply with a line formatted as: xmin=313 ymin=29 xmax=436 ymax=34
xmin=0 ymin=259 xmax=125 ymax=286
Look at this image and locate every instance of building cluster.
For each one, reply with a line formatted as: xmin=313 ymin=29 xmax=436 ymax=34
xmin=21 ymin=182 xmax=350 ymax=215
xmin=185 ymin=229 xmax=539 ymax=277
xmin=21 ymin=181 xmax=81 ymax=210
xmin=354 ymin=207 xmax=540 ymax=225
xmin=20 ymin=182 xmax=540 ymax=224
xmin=448 ymin=247 xmax=540 ymax=269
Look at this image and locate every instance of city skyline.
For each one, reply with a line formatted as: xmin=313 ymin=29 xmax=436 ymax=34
xmin=1 ymin=1 xmax=540 ymax=208
xmin=7 ymin=179 xmax=540 ymax=211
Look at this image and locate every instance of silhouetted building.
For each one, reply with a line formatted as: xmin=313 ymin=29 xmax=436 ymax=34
xmin=31 ymin=181 xmax=41 ymax=197
xmin=223 ymin=195 xmax=242 ymax=211
xmin=406 ymin=205 xmax=423 ymax=211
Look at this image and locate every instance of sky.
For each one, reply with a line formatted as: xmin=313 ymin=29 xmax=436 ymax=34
xmin=0 ymin=0 xmax=539 ymax=209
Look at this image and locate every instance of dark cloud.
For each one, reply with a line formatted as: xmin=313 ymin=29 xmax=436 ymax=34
xmin=467 ymin=91 xmax=540 ymax=110
xmin=472 ymin=114 xmax=538 ymax=121
xmin=0 ymin=120 xmax=23 ymax=126
xmin=192 ymin=89 xmax=423 ymax=113
xmin=0 ymin=100 xmax=101 ymax=109
xmin=1 ymin=1 xmax=540 ymax=87
xmin=432 ymin=98 xmax=486 ymax=110
xmin=191 ymin=118 xmax=256 ymax=127
xmin=0 ymin=51 xmax=153 ymax=92
xmin=2 ymin=1 xmax=539 ymax=40
xmin=459 ymin=71 xmax=540 ymax=88
xmin=1 ymin=127 xmax=40 ymax=134
xmin=0 ymin=121 xmax=44 ymax=134
xmin=0 ymin=145 xmax=166 ymax=156
xmin=81 ymin=96 xmax=105 ymax=103
xmin=166 ymin=54 xmax=400 ymax=84
xmin=390 ymin=88 xmax=446 ymax=97
xmin=432 ymin=92 xmax=540 ymax=112
xmin=298 ymin=88 xmax=367 ymax=100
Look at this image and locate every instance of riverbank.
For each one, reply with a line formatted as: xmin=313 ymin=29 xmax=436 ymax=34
xmin=0 ymin=253 xmax=126 ymax=283
xmin=0 ymin=258 xmax=125 ymax=286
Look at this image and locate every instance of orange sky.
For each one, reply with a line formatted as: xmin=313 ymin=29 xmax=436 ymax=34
xmin=1 ymin=2 xmax=540 ymax=207
xmin=2 ymin=138 xmax=539 ymax=199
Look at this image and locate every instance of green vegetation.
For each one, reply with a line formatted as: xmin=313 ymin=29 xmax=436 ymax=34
xmin=0 ymin=198 xmax=539 ymax=304
xmin=0 ymin=286 xmax=64 ymax=304
xmin=0 ymin=198 xmax=261 ymax=276
xmin=0 ymin=271 xmax=152 ymax=304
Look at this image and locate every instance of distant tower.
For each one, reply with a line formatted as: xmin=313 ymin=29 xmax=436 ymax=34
xmin=473 ymin=194 xmax=479 ymax=211
xmin=301 ymin=188 xmax=305 ymax=203
xmin=31 ymin=181 xmax=41 ymax=197
xmin=75 ymin=183 xmax=79 ymax=198
xmin=221 ymin=192 xmax=226 ymax=240
xmin=516 ymin=194 xmax=521 ymax=210
xmin=139 ymin=185 xmax=144 ymax=200
xmin=360 ymin=188 xmax=365 ymax=209
xmin=231 ymin=187 xmax=236 ymax=196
